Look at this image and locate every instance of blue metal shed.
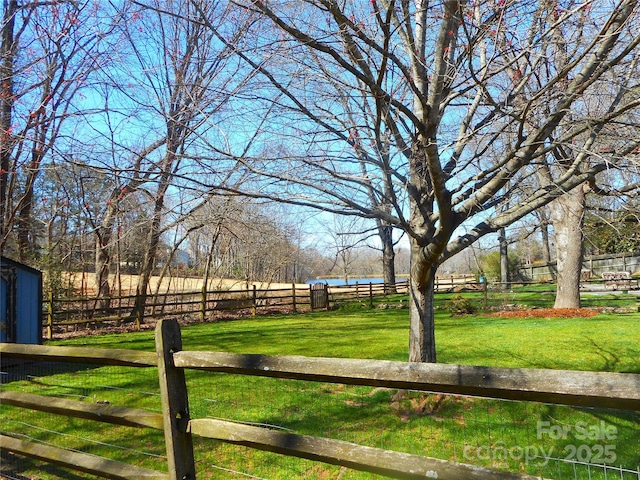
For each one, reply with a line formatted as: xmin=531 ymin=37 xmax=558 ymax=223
xmin=0 ymin=256 xmax=43 ymax=344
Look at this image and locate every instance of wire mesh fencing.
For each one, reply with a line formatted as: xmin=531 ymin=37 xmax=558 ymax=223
xmin=184 ymin=371 xmax=640 ymax=479
xmin=0 ymin=359 xmax=166 ymax=479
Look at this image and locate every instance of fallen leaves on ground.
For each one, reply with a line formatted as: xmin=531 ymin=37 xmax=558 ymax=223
xmin=491 ymin=308 xmax=599 ymax=318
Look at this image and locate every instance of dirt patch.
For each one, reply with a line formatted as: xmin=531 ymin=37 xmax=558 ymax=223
xmin=491 ymin=308 xmax=599 ymax=319
xmin=49 ymin=306 xmax=296 ymax=340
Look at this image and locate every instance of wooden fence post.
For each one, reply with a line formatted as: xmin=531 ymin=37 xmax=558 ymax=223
xmin=369 ymin=283 xmax=373 ymax=308
xmin=47 ymin=291 xmax=54 ymax=340
xmin=200 ymin=287 xmax=206 ymax=323
xmin=252 ymin=285 xmax=257 ymax=316
xmin=292 ymin=283 xmax=297 ymax=313
xmin=156 ymin=319 xmax=196 ymax=480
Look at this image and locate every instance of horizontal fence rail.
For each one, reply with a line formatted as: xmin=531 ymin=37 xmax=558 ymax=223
xmin=0 ymin=343 xmax=158 ymax=366
xmin=172 ymin=351 xmax=640 ymax=411
xmin=185 ymin=418 xmax=541 ymax=480
xmin=0 ymin=435 xmax=169 ymax=480
xmin=0 ymin=390 xmax=164 ymax=430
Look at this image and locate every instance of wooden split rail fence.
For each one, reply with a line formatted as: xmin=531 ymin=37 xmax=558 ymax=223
xmin=43 ymin=281 xmax=411 ymax=338
xmin=2 ymin=318 xmax=640 ymax=479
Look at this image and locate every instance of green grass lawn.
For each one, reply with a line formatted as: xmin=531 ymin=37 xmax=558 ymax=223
xmin=2 ymin=291 xmax=639 ymax=479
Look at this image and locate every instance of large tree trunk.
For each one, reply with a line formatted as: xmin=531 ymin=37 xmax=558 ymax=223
xmin=94 ymin=199 xmax=119 ymax=310
xmin=132 ymin=192 xmax=166 ymax=327
xmin=408 ymin=236 xmax=437 ymax=363
xmin=406 ymin=133 xmax=446 ymax=363
xmin=550 ymin=185 xmax=586 ymax=309
xmin=380 ymin=224 xmax=396 ymax=293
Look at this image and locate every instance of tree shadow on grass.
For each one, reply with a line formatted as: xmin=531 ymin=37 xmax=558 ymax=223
xmin=0 ymin=449 xmax=89 ymax=480
xmin=1 ymin=360 xmax=97 ymax=386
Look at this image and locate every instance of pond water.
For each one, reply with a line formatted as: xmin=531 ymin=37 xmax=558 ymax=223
xmin=306 ymin=277 xmax=386 ymax=286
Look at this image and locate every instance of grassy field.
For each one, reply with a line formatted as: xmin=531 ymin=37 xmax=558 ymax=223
xmin=2 ymin=288 xmax=639 ymax=479
xmin=61 ymin=271 xmax=309 ymax=296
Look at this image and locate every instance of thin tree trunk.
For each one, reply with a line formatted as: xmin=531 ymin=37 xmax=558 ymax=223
xmin=17 ymin=76 xmax=50 ymax=260
xmin=16 ymin=145 xmax=46 ymax=261
xmin=95 ymin=241 xmax=111 ymax=308
xmin=541 ymin=221 xmax=552 ymax=263
xmin=498 ymin=227 xmax=510 ymax=289
xmin=551 ymin=185 xmax=586 ymax=309
xmin=200 ymin=236 xmax=217 ymax=323
xmin=0 ymin=0 xmax=17 ymax=250
xmin=132 ymin=177 xmax=171 ymax=325
xmin=132 ymin=142 xmax=176 ymax=326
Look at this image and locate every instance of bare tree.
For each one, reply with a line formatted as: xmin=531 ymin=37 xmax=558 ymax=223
xmin=90 ymin=141 xmax=164 ymax=306
xmin=198 ymin=1 xmax=640 ymax=362
xmin=529 ymin=6 xmax=640 ymax=309
xmin=77 ymin=0 xmax=255 ymax=322
xmin=325 ymin=215 xmax=369 ymax=285
xmin=1 ymin=1 xmax=114 ymax=259
xmin=0 ymin=0 xmax=17 ymax=245
xmin=309 ymin=79 xmax=401 ymax=288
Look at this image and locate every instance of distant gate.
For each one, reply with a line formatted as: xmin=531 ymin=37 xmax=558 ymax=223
xmin=310 ymin=283 xmax=329 ymax=310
